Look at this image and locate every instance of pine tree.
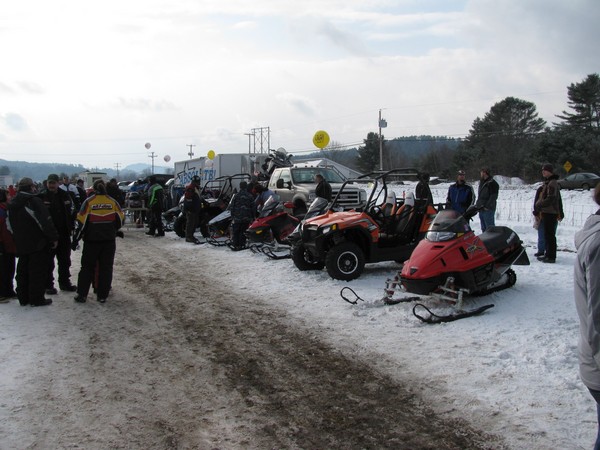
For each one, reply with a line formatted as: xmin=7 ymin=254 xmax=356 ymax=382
xmin=356 ymin=132 xmax=382 ymax=173
xmin=556 ymin=73 xmax=600 ymax=133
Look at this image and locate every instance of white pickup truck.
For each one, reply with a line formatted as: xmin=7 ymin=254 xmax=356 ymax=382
xmin=268 ymin=166 xmax=366 ymax=216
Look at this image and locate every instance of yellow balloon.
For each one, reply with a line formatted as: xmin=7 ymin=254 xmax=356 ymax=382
xmin=313 ymin=130 xmax=330 ymax=149
xmin=207 ymin=150 xmax=215 ymax=160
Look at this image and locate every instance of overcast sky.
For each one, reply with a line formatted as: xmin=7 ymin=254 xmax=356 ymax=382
xmin=1 ymin=0 xmax=598 ymax=169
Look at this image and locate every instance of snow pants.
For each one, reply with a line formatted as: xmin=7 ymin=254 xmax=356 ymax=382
xmin=77 ymin=240 xmax=116 ymax=300
xmin=16 ymin=249 xmax=50 ymax=305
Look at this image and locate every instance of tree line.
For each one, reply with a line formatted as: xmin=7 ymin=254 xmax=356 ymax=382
xmin=347 ymin=73 xmax=600 ymax=182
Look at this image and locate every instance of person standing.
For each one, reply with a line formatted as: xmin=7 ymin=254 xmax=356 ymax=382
xmin=446 ymin=170 xmax=475 ymax=214
xmin=254 ymin=184 xmax=275 ymax=212
xmin=7 ymin=177 xmax=58 ymax=307
xmin=184 ymin=175 xmax=202 ymax=244
xmin=574 ymin=184 xmax=600 ymax=450
xmin=229 ymin=181 xmax=255 ymax=250
xmin=75 ymin=179 xmax=87 ymax=201
xmin=535 ymin=163 xmax=560 ymax=263
xmin=0 ymin=189 xmax=17 ymax=302
xmin=39 ymin=173 xmax=77 ymax=293
xmin=59 ymin=175 xmax=81 ymax=212
xmin=106 ymin=178 xmax=124 ymax=207
xmin=415 ymin=172 xmax=434 ymax=205
xmin=475 ymin=167 xmax=499 ymax=232
xmin=145 ymin=176 xmax=164 ymax=237
xmin=533 ymin=182 xmax=564 ymax=257
xmin=314 ymin=173 xmax=332 ymax=202
xmin=72 ymin=180 xmax=124 ymax=304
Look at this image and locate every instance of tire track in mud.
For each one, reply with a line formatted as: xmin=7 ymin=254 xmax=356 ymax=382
xmin=121 ymin=233 xmax=504 ymax=450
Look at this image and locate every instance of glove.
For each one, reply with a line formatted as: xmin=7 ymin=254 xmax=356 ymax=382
xmin=71 ymin=240 xmax=79 ymax=251
xmin=116 ymin=230 xmax=124 ymax=239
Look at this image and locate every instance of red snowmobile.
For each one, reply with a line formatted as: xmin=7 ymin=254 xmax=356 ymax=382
xmin=245 ymin=195 xmax=300 ymax=259
xmin=382 ymin=207 xmax=530 ymax=322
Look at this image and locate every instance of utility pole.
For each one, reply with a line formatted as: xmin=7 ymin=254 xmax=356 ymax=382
xmin=114 ymin=163 xmax=121 ymax=180
xmin=250 ymin=127 xmax=270 ymax=153
xmin=148 ymin=152 xmax=156 ymax=174
xmin=244 ymin=132 xmax=255 ymax=154
xmin=378 ymin=109 xmax=387 ymax=171
xmin=187 ymin=144 xmax=196 ymax=159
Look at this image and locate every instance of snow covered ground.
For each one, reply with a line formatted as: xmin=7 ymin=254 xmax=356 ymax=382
xmin=1 ymin=179 xmax=598 ymax=449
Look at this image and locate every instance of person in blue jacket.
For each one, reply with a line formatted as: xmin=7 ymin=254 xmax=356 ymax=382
xmin=446 ymin=170 xmax=475 ymax=214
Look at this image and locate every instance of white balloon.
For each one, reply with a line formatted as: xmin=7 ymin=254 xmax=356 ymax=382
xmin=145 ymin=142 xmax=151 ymax=149
xmin=164 ymin=155 xmax=171 ymax=162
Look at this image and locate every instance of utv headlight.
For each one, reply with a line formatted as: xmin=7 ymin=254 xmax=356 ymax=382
xmin=426 ymin=231 xmax=456 ymax=242
xmin=320 ymin=224 xmax=337 ymax=235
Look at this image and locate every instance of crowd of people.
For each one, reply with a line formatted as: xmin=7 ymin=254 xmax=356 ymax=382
xmin=0 ymin=174 xmax=124 ymax=306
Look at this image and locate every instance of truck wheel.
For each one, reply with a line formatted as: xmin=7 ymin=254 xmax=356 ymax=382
xmin=173 ymin=214 xmax=186 ymax=238
xmin=292 ymin=244 xmax=325 ymax=271
xmin=325 ymin=242 xmax=365 ymax=281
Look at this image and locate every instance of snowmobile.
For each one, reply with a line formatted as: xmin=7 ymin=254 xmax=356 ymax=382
xmin=245 ymin=194 xmax=300 ymax=259
xmin=206 ymin=209 xmax=232 ymax=246
xmin=172 ymin=173 xmax=251 ymax=239
xmin=374 ymin=206 xmax=530 ymax=323
xmin=291 ymin=168 xmax=438 ymax=281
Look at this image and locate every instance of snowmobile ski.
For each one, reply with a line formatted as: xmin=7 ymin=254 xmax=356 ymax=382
xmin=412 ymin=303 xmax=495 ymax=324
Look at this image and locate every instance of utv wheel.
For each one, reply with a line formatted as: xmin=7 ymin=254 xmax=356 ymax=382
xmin=173 ymin=215 xmax=186 ymax=238
xmin=325 ymin=242 xmax=365 ymax=281
xmin=292 ymin=244 xmax=325 ymax=271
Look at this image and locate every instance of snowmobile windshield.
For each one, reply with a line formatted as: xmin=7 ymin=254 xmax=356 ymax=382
xmin=305 ymin=197 xmax=329 ymax=220
xmin=259 ymin=195 xmax=283 ymax=217
xmin=426 ymin=209 xmax=471 ymax=242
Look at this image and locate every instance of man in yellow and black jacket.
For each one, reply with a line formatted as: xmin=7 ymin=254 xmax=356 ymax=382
xmin=72 ymin=179 xmax=124 ymax=304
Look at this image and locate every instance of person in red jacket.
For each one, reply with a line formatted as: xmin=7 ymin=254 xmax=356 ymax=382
xmin=0 ymin=188 xmax=17 ymax=302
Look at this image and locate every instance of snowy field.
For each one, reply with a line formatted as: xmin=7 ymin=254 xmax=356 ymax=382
xmin=1 ymin=179 xmax=598 ymax=449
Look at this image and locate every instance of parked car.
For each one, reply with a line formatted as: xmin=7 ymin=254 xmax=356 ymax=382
xmin=118 ymin=180 xmax=133 ymax=192
xmin=557 ymin=172 xmax=600 ymax=190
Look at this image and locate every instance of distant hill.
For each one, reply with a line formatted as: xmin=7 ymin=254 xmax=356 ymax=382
xmin=0 ymin=159 xmax=173 ymax=184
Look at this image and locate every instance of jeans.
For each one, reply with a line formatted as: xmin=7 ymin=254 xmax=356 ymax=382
xmin=479 ymin=210 xmax=495 ymax=232
xmin=537 ymin=218 xmax=559 ymax=254
xmin=541 ymin=213 xmax=558 ymax=260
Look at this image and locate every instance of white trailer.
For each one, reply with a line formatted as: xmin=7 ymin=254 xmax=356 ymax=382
xmin=172 ymin=153 xmax=269 ymax=189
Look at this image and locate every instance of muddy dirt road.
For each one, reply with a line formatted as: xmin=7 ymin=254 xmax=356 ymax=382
xmin=0 ymin=231 xmax=503 ymax=449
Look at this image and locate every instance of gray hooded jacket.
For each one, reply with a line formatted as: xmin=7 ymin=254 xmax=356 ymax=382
xmin=574 ymin=211 xmax=600 ymax=390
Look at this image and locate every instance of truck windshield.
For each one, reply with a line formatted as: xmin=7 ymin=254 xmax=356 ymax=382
xmin=291 ymin=168 xmax=345 ymax=184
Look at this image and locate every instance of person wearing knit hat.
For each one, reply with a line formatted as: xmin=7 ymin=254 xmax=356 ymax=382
xmin=7 ymin=176 xmax=59 ymax=306
xmin=535 ymin=163 xmax=561 ymax=263
xmin=475 ymin=168 xmax=499 ymax=232
xmin=446 ymin=170 xmax=475 ymax=214
xmin=39 ymin=173 xmax=77 ymax=294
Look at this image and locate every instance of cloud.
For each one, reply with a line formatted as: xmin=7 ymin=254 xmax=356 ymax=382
xmin=276 ymin=93 xmax=318 ymax=117
xmin=16 ymin=81 xmax=44 ymax=94
xmin=116 ymin=97 xmax=179 ymax=112
xmin=1 ymin=113 xmax=29 ymax=132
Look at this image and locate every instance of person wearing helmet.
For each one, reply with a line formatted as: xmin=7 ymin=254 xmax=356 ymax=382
xmin=183 ymin=175 xmax=202 ymax=244
xmin=415 ymin=172 xmax=434 ymax=205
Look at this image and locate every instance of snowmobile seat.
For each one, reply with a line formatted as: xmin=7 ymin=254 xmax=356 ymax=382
xmin=479 ymin=226 xmax=515 ymax=256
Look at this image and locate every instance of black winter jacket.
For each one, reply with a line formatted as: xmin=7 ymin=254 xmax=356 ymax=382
xmin=7 ymin=191 xmax=59 ymax=256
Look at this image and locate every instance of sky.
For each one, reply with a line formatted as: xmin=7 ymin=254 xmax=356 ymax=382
xmin=1 ymin=0 xmax=598 ymax=170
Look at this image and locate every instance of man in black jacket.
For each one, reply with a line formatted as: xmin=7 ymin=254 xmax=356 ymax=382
xmin=7 ymin=177 xmax=58 ymax=307
xmin=39 ymin=173 xmax=77 ymax=293
xmin=314 ymin=174 xmax=332 ymax=201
